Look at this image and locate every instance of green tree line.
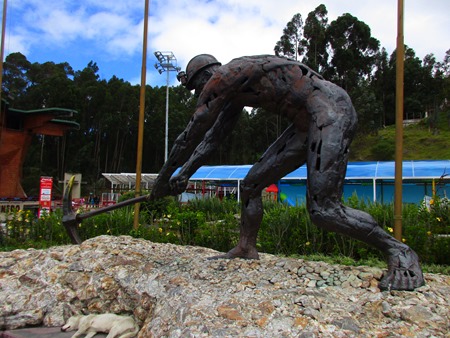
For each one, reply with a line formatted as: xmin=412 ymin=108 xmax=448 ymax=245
xmin=2 ymin=4 xmax=449 ymax=197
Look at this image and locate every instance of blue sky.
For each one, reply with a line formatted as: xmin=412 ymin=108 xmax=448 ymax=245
xmin=4 ymin=0 xmax=449 ymax=87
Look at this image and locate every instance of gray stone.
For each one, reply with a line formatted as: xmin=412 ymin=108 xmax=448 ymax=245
xmin=331 ymin=316 xmax=361 ymax=333
xmin=0 ymin=236 xmax=448 ymax=337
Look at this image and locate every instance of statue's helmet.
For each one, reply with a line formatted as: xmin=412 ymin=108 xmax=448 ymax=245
xmin=183 ymin=54 xmax=221 ymax=90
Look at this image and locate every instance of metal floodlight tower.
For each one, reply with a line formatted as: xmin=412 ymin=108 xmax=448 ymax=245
xmin=154 ymin=51 xmax=181 ymax=162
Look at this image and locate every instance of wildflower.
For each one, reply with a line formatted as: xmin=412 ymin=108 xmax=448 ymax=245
xmin=305 ymin=241 xmax=310 ymax=246
xmin=158 ymin=227 xmax=163 ymax=233
xmin=167 ymin=214 xmax=171 ymax=218
xmin=387 ymin=227 xmax=393 ymax=233
xmin=402 ymin=238 xmax=406 ymax=243
xmin=429 ymin=199 xmax=434 ymax=205
xmin=427 ymin=231 xmax=432 ymax=236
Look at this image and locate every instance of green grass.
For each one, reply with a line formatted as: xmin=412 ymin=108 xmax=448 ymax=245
xmin=351 ymin=112 xmax=450 ymax=161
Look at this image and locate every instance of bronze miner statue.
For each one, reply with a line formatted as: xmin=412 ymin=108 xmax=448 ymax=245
xmin=150 ymin=54 xmax=425 ymax=291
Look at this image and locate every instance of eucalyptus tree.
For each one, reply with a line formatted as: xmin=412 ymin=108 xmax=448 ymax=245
xmin=435 ymin=49 xmax=450 ymax=127
xmin=433 ymin=50 xmax=450 ymax=104
xmin=271 ymin=15 xmax=305 ymax=150
xmin=26 ymin=61 xmax=77 ymax=109
xmin=377 ymin=46 xmax=437 ymax=126
xmin=326 ymin=13 xmax=379 ymax=92
xmin=351 ymin=79 xmax=383 ymax=134
xmin=101 ymin=76 xmax=140 ymax=174
xmin=71 ymin=62 xmax=108 ymax=185
xmin=402 ymin=48 xmax=426 ymax=121
xmin=421 ymin=53 xmax=440 ymax=125
xmin=371 ymin=48 xmax=392 ymax=127
xmin=1 ymin=52 xmax=31 ymax=104
xmin=142 ymin=85 xmax=170 ymax=172
xmin=274 ymin=13 xmax=304 ymax=60
xmin=301 ymin=4 xmax=329 ymax=73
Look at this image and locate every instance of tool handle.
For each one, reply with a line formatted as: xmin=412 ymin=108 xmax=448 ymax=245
xmin=77 ymin=194 xmax=151 ymax=221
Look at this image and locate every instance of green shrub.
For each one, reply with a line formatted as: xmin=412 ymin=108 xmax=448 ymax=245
xmin=1 ymin=195 xmax=449 ymax=269
xmin=78 ymin=205 xmax=135 ymax=239
xmin=1 ymin=209 xmax=69 ymax=249
xmin=412 ymin=195 xmax=450 ymax=264
xmin=258 ymin=203 xmax=324 ymax=256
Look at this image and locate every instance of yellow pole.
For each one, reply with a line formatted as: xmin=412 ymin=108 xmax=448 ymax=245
xmin=0 ymin=0 xmax=8 ymax=145
xmin=394 ymin=0 xmax=404 ymax=241
xmin=0 ymin=0 xmax=6 ymax=85
xmin=133 ymin=0 xmax=149 ymax=230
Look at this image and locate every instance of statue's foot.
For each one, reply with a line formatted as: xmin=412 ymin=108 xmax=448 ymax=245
xmin=379 ymin=247 xmax=425 ymax=291
xmin=208 ymin=245 xmax=260 ymax=260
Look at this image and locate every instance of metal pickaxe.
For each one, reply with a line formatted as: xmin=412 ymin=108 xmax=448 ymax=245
xmin=62 ymin=176 xmax=153 ymax=244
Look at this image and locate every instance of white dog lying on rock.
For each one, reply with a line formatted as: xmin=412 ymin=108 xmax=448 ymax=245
xmin=61 ymin=313 xmax=139 ymax=338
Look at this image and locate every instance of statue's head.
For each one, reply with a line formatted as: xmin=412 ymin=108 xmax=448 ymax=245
xmin=177 ymin=54 xmax=221 ymax=95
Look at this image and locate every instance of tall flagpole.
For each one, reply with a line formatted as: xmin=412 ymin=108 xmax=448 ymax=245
xmin=394 ymin=0 xmax=404 ymax=241
xmin=133 ymin=0 xmax=149 ymax=230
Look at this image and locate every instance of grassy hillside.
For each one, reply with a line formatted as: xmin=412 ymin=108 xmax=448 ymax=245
xmin=350 ymin=112 xmax=450 ymax=161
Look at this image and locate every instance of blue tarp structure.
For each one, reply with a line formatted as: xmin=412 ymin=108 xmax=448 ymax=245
xmin=181 ymin=160 xmax=450 ymax=204
xmin=104 ymin=161 xmax=449 ymax=204
xmin=186 ymin=160 xmax=450 ymax=181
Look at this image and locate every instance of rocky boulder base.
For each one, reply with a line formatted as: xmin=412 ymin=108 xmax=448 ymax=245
xmin=0 ymin=236 xmax=449 ymax=337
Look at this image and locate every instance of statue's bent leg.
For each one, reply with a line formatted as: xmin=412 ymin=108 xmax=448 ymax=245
xmin=306 ymin=87 xmax=424 ymax=291
xmin=210 ymin=124 xmax=308 ymax=260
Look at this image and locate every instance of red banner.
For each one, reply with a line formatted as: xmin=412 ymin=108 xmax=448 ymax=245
xmin=39 ymin=176 xmax=53 ymax=217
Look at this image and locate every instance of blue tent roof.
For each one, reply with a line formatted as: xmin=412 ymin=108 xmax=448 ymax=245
xmin=185 ymin=160 xmax=450 ymax=181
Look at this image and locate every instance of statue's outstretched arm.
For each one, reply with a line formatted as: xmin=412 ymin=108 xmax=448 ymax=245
xmin=169 ymin=105 xmax=242 ymax=195
xmin=151 ymin=103 xmax=221 ymax=199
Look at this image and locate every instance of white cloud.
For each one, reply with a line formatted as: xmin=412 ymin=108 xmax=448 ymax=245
xmin=4 ymin=0 xmax=450 ymax=85
xmin=85 ymin=12 xmax=131 ymax=38
xmin=4 ymin=32 xmax=30 ymax=56
xmin=36 ymin=9 xmax=85 ymax=44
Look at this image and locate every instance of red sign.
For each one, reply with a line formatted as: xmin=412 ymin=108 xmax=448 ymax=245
xmin=39 ymin=177 xmax=53 ymax=217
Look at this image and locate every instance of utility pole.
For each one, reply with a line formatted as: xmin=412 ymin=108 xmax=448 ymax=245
xmin=154 ymin=51 xmax=180 ymax=162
